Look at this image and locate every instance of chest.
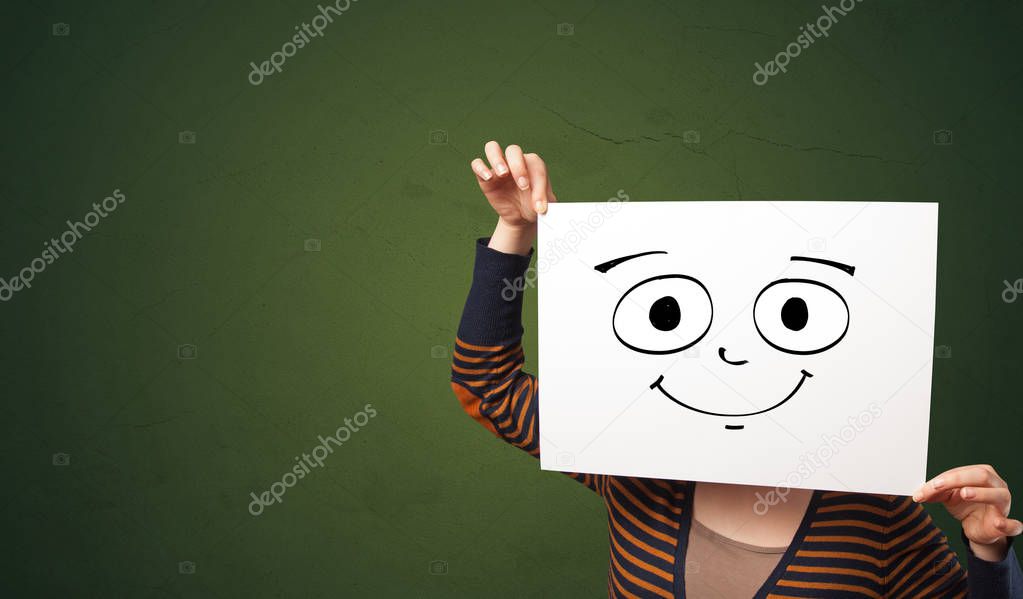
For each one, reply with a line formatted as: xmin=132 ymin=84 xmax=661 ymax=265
xmin=691 ymin=482 xmax=813 ymax=547
xmin=601 ymin=479 xmax=889 ymax=598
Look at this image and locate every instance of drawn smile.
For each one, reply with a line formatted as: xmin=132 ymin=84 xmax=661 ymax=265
xmin=649 ymin=369 xmax=813 ymax=418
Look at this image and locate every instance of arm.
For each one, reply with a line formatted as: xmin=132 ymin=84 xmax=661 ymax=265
xmin=906 ymin=465 xmax=1023 ymax=597
xmin=961 ymin=531 xmax=1021 ymax=598
xmin=882 ymin=495 xmax=968 ymax=597
xmin=450 ymin=235 xmax=535 ymax=454
xmin=449 ymin=141 xmax=605 ymax=495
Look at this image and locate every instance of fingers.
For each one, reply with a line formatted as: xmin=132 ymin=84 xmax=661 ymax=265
xmin=504 ymin=145 xmax=530 ymax=191
xmin=484 ymin=141 xmax=509 ymax=177
xmin=935 ymin=464 xmax=1000 ymax=478
xmin=470 ymin=158 xmax=493 ymax=182
xmin=996 ymin=518 xmax=1023 ymax=537
xmin=914 ymin=465 xmax=1006 ymax=502
xmin=959 ymin=486 xmax=1012 ymax=511
xmin=968 ymin=512 xmax=1022 ymax=545
xmin=524 ymin=153 xmax=549 ymax=214
xmin=964 ymin=514 xmax=1011 ymax=546
xmin=476 ymin=141 xmax=556 ymax=216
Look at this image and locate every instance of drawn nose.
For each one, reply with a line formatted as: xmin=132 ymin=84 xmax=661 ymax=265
xmin=718 ymin=347 xmax=749 ymax=366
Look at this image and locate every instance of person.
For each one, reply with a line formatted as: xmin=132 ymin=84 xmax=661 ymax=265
xmin=450 ymin=141 xmax=1023 ymax=597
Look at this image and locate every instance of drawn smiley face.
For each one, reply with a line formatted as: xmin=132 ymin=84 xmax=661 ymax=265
xmin=596 ymin=252 xmax=854 ymax=430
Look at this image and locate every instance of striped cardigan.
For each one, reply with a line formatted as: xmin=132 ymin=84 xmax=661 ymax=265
xmin=451 ymin=238 xmax=1021 ymax=598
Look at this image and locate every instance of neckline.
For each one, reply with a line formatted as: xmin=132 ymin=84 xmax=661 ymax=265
xmin=690 ymin=518 xmax=789 ymax=554
xmin=674 ymin=482 xmax=823 ymax=599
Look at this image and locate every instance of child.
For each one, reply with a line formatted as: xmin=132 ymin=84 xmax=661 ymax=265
xmin=451 ymin=141 xmax=1022 ymax=597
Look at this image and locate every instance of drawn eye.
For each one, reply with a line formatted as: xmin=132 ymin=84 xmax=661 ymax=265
xmin=612 ymin=275 xmax=713 ymax=355
xmin=753 ymin=279 xmax=849 ymax=355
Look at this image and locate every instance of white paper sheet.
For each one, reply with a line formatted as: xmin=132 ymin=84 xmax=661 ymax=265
xmin=537 ymin=201 xmax=938 ymax=496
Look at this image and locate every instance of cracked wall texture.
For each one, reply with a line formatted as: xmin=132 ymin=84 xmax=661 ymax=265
xmin=1 ymin=0 xmax=1021 ymax=597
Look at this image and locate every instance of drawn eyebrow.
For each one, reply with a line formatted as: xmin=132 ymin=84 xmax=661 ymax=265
xmin=790 ymin=256 xmax=856 ymax=276
xmin=594 ymin=250 xmax=667 ymax=273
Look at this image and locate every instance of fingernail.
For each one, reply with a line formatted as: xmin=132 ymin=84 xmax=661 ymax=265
xmin=931 ymin=477 xmax=945 ymax=490
xmin=961 ymin=487 xmax=974 ymax=499
xmin=534 ymin=201 xmax=543 ymax=213
xmin=517 ymin=177 xmax=530 ymax=190
xmin=912 ymin=492 xmax=921 ymax=502
xmin=495 ymin=163 xmax=508 ymax=175
xmin=479 ymin=169 xmax=492 ymax=181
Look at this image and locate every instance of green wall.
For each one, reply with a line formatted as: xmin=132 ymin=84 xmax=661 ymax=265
xmin=2 ymin=0 xmax=1020 ymax=596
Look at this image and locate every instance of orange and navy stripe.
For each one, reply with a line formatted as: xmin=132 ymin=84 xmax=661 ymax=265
xmin=451 ymin=237 xmax=1016 ymax=597
xmin=451 ymin=337 xmax=603 ymax=493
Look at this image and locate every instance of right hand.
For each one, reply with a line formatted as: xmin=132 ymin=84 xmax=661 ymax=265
xmin=471 ymin=141 xmax=557 ymax=231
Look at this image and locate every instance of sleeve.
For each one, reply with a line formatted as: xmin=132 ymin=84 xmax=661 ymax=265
xmin=960 ymin=529 xmax=1023 ymax=598
xmin=881 ymin=496 xmax=1023 ymax=597
xmin=882 ymin=495 xmax=968 ymax=597
xmin=450 ymin=237 xmax=605 ymax=496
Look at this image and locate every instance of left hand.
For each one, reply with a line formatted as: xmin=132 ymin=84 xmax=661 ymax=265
xmin=914 ymin=464 xmax=1022 ymax=562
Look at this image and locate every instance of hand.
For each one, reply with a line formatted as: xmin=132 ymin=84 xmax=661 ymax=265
xmin=914 ymin=464 xmax=1022 ymax=562
xmin=470 ymin=141 xmax=557 ymax=255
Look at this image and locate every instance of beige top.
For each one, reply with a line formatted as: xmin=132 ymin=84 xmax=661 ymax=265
xmin=684 ymin=518 xmax=788 ymax=598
